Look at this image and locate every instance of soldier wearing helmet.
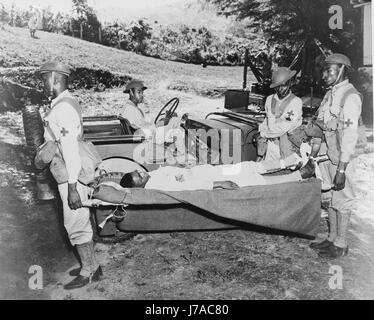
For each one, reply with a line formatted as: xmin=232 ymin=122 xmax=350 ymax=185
xmin=39 ymin=61 xmax=103 ymax=289
xmin=308 ymin=53 xmax=363 ymax=258
xmin=121 ymin=79 xmax=186 ymax=162
xmin=257 ymin=67 xmax=303 ymax=161
xmin=121 ymin=79 xmax=152 ymax=131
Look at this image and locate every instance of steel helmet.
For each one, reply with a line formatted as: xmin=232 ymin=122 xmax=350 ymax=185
xmin=270 ymin=67 xmax=297 ymax=88
xmin=39 ymin=61 xmax=71 ymax=76
xmin=123 ymin=79 xmax=147 ymax=93
xmin=325 ymin=53 xmax=352 ymax=68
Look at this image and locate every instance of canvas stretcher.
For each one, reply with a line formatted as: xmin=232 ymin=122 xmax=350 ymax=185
xmin=86 ymin=178 xmax=322 ymax=238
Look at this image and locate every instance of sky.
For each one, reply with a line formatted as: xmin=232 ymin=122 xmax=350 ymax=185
xmin=0 ymin=0 xmax=229 ymax=29
xmin=0 ymin=0 xmax=183 ymax=12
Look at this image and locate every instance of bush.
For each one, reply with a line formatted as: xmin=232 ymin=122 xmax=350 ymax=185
xmin=0 ymin=3 xmax=264 ymax=66
xmin=102 ymin=19 xmax=152 ymax=55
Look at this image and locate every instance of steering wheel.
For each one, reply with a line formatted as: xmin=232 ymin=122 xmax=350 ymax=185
xmin=154 ymin=97 xmax=180 ymax=126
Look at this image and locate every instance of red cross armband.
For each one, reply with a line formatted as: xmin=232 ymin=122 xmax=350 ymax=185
xmin=285 ymin=110 xmax=295 ymax=121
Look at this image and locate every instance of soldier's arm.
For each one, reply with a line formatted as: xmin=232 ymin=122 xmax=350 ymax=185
xmin=122 ymin=107 xmax=152 ymax=130
xmin=259 ymin=96 xmax=273 ymax=137
xmin=339 ymin=94 xmax=362 ymax=164
xmin=55 ymin=103 xmax=82 ymax=184
xmin=308 ymin=105 xmax=324 ymax=158
xmin=264 ymin=98 xmax=302 ymax=138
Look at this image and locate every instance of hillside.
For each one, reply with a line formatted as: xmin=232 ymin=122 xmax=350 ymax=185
xmin=0 ymin=26 xmax=245 ymax=92
xmin=0 ymin=26 xmax=254 ymax=118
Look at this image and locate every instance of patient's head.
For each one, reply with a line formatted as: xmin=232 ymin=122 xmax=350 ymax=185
xmin=120 ymin=170 xmax=150 ymax=188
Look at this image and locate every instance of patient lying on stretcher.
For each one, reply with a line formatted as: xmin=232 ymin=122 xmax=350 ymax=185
xmin=115 ymin=153 xmax=316 ymax=191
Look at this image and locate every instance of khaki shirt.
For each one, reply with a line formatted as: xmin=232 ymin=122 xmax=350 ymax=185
xmin=44 ymin=90 xmax=82 ymax=183
xmin=121 ymin=99 xmax=151 ymax=130
xmin=259 ymin=92 xmax=303 ymax=138
xmin=317 ymin=80 xmax=362 ymax=163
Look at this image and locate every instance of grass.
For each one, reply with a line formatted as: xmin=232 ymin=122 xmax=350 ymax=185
xmin=0 ymin=26 xmax=250 ymax=97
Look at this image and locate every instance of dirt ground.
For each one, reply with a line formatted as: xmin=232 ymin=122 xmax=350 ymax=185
xmin=1 ymin=27 xmax=374 ymax=300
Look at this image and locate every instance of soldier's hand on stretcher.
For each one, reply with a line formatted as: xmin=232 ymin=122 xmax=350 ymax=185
xmin=332 ymin=171 xmax=345 ymax=191
xmin=68 ymin=183 xmax=82 ymax=210
xmin=213 ymin=181 xmax=239 ymax=190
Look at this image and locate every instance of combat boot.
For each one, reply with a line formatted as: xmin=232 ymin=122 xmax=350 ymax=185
xmin=64 ymin=241 xmax=102 ymax=290
xmin=318 ymin=244 xmax=349 ymax=258
xmin=309 ymin=239 xmax=333 ymax=250
xmin=64 ymin=266 xmax=103 ymax=290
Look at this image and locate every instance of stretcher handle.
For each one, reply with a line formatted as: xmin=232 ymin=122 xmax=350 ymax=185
xmin=82 ymin=199 xmax=124 ymax=207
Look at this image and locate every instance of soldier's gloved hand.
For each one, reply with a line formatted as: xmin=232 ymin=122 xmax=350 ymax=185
xmin=68 ymin=183 xmax=82 ymax=210
xmin=332 ymin=171 xmax=345 ymax=191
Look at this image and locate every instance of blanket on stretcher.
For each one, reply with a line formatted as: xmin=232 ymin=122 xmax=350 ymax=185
xmin=92 ymin=178 xmax=321 ymax=236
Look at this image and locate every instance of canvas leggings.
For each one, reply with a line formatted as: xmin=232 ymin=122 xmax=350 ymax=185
xmin=318 ymin=160 xmax=356 ymax=248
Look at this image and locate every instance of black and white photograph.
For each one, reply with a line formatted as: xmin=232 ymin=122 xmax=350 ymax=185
xmin=0 ymin=0 xmax=373 ymax=302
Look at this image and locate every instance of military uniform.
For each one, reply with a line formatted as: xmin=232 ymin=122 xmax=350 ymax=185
xmin=121 ymin=99 xmax=151 ymax=130
xmin=122 ymin=80 xmax=186 ymax=164
xmin=258 ymin=67 xmax=303 ymax=160
xmin=259 ymin=91 xmax=303 ymax=159
xmin=28 ymin=14 xmax=38 ymax=37
xmin=38 ymin=62 xmax=102 ymax=288
xmin=43 ymin=90 xmax=94 ymax=246
xmin=315 ymin=79 xmax=362 ymax=249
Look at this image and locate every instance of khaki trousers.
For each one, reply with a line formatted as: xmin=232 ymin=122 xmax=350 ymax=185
xmin=318 ymin=160 xmax=356 ymax=214
xmin=318 ymin=160 xmax=356 ymax=247
xmin=58 ymin=182 xmax=93 ymax=246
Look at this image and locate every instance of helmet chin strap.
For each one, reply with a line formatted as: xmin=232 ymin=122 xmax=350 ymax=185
xmin=328 ymin=65 xmax=345 ymax=89
xmin=276 ymin=83 xmax=291 ymax=99
xmin=47 ymin=71 xmax=55 ymax=103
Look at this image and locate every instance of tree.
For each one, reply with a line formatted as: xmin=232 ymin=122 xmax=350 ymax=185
xmin=72 ymin=0 xmax=89 ymax=39
xmin=126 ymin=19 xmax=152 ymax=54
xmin=0 ymin=4 xmax=9 ymax=26
xmin=207 ymin=0 xmax=361 ymax=67
xmin=71 ymin=0 xmax=100 ymax=41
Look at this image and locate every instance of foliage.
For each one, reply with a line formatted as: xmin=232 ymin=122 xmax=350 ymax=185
xmin=0 ymin=4 xmax=9 ymax=25
xmin=101 ymin=20 xmax=153 ymax=54
xmin=0 ymin=2 xmax=265 ymax=66
xmin=71 ymin=0 xmax=101 ymax=42
xmin=207 ymin=0 xmax=362 ymax=67
xmin=145 ymin=24 xmax=255 ymax=65
xmin=118 ymin=19 xmax=152 ymax=54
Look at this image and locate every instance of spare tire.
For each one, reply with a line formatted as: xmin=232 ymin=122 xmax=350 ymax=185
xmin=22 ymin=105 xmax=56 ymax=200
